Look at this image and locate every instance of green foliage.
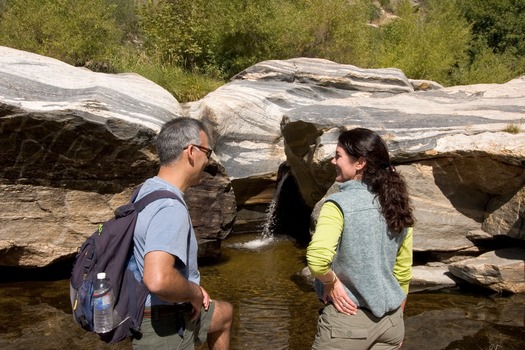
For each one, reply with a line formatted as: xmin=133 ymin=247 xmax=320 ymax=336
xmin=138 ymin=0 xmax=293 ymax=77
xmin=449 ymin=38 xmax=522 ymax=85
xmin=459 ymin=0 xmax=525 ymax=56
xmin=0 ymin=0 xmax=123 ymax=67
xmin=1 ymin=0 xmax=524 ymax=101
xmin=376 ymin=0 xmax=471 ymax=85
xmin=282 ymin=0 xmax=379 ymax=67
xmin=138 ymin=0 xmax=215 ymax=71
xmin=108 ymin=0 xmax=141 ymax=35
xmin=453 ymin=0 xmax=525 ymax=83
xmin=503 ymin=122 xmax=522 ymax=134
xmin=110 ymin=49 xmax=224 ymax=102
xmin=214 ymin=0 xmax=283 ymax=73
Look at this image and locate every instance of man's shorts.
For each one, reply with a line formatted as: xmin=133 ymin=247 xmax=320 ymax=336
xmin=132 ymin=301 xmax=215 ymax=350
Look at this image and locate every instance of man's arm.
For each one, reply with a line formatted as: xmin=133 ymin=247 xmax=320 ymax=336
xmin=143 ymin=250 xmax=203 ymax=313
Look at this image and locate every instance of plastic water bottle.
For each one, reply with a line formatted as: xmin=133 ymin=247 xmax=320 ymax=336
xmin=93 ymin=272 xmax=114 ymax=333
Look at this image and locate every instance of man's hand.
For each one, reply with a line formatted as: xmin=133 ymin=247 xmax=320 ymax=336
xmin=201 ymin=286 xmax=211 ymax=310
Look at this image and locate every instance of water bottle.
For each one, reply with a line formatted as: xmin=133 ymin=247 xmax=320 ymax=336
xmin=93 ymin=272 xmax=114 ymax=333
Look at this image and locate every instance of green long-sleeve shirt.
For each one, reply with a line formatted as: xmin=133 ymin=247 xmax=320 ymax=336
xmin=307 ymin=201 xmax=413 ymax=294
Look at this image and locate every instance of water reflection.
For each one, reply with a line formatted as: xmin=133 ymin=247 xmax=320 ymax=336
xmin=0 ymin=233 xmax=523 ymax=349
xmin=199 ymin=233 xmax=525 ymax=350
xmin=199 ymin=234 xmax=320 ymax=350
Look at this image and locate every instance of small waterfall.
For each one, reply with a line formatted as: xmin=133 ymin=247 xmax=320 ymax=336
xmin=261 ymin=171 xmax=289 ymax=238
xmin=227 ymin=165 xmax=311 ymax=250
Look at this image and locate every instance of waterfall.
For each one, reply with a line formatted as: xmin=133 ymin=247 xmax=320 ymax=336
xmin=261 ymin=171 xmax=289 ymax=238
xmin=226 ymin=171 xmax=289 ymax=250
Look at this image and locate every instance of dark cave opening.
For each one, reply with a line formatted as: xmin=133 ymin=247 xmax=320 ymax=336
xmin=269 ymin=167 xmax=313 ymax=248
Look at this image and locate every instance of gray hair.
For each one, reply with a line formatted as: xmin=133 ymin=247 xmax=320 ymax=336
xmin=156 ymin=117 xmax=210 ymax=165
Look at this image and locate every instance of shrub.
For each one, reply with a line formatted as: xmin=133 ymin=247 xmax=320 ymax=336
xmin=376 ymin=0 xmax=471 ymax=85
xmin=0 ymin=0 xmax=123 ymax=67
xmin=111 ymin=50 xmax=224 ymax=102
xmin=503 ymin=122 xmax=522 ymax=134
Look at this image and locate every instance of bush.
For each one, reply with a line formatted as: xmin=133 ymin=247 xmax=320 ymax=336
xmin=2 ymin=0 xmax=524 ymax=97
xmin=138 ymin=0 xmax=217 ymax=73
xmin=449 ymin=38 xmax=522 ymax=85
xmin=0 ymin=0 xmax=123 ymax=67
xmin=110 ymin=50 xmax=224 ymax=102
xmin=376 ymin=0 xmax=471 ymax=85
xmin=459 ymin=0 xmax=525 ymax=56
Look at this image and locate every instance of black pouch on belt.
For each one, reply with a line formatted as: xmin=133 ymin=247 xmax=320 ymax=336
xmin=146 ymin=304 xmax=192 ymax=337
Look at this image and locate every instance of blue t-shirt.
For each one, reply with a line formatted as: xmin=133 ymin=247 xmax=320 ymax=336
xmin=132 ymin=176 xmax=200 ymax=307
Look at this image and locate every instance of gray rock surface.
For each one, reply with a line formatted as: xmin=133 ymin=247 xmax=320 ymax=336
xmin=186 ymin=57 xmax=524 ymax=292
xmin=1 ymin=48 xmax=524 ymax=292
xmin=449 ymin=248 xmax=525 ymax=293
xmin=0 ymin=46 xmax=236 ymax=266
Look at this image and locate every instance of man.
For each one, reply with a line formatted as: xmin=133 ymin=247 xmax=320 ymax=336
xmin=132 ymin=117 xmax=233 ymax=350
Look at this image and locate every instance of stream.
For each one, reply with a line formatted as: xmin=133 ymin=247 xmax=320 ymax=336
xmin=0 ymin=233 xmax=524 ymax=349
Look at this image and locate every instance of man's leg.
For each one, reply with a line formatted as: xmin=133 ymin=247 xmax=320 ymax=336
xmin=206 ymin=300 xmax=233 ymax=350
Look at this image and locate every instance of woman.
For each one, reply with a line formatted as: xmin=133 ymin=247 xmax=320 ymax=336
xmin=307 ymin=128 xmax=414 ymax=350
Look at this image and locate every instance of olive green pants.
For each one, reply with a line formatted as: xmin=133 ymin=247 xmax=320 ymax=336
xmin=132 ymin=302 xmax=215 ymax=350
xmin=312 ymin=304 xmax=404 ymax=350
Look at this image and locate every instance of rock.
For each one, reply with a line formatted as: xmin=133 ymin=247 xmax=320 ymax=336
xmin=483 ymin=186 xmax=525 ymax=239
xmin=2 ymin=46 xmax=524 ymax=293
xmin=403 ymin=309 xmax=484 ymax=350
xmin=233 ymin=57 xmax=414 ymax=93
xmin=409 ymin=79 xmax=444 ymax=91
xmin=0 ymin=46 xmax=179 ymax=187
xmin=281 ymin=84 xmax=525 ymax=208
xmin=184 ymin=57 xmax=415 ymax=203
xmin=410 ymin=264 xmax=460 ymax=291
xmin=0 ymin=46 xmax=236 ymax=267
xmin=449 ymin=248 xmax=525 ymax=293
xmin=403 ymin=293 xmax=525 ymax=349
xmin=193 ymin=59 xmax=524 ymax=247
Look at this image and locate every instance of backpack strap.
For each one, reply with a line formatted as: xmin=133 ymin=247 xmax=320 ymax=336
xmin=133 ymin=188 xmax=192 ymax=269
xmin=133 ymin=189 xmax=184 ymax=213
xmin=125 ymin=188 xmax=186 ymax=333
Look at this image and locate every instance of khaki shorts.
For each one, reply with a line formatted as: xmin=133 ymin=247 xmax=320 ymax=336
xmin=132 ymin=302 xmax=215 ymax=350
xmin=312 ymin=304 xmax=404 ymax=350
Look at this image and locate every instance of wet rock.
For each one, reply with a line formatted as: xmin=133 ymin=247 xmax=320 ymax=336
xmin=448 ymin=248 xmax=525 ymax=293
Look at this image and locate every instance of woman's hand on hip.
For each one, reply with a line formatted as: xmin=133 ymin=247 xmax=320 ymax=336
xmin=323 ymin=280 xmax=357 ymax=316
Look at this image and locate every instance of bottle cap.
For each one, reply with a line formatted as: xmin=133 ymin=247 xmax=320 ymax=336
xmin=97 ymin=272 xmax=106 ymax=279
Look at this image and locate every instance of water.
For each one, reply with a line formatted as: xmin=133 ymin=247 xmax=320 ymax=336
xmin=0 ymin=233 xmax=524 ymax=349
xmin=261 ymin=171 xmax=289 ymax=239
xmin=93 ymin=274 xmax=114 ymax=334
xmin=199 ymin=233 xmax=525 ymax=350
xmin=199 ymin=233 xmax=320 ymax=350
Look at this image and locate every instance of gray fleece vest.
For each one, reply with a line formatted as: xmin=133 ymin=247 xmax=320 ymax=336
xmin=315 ymin=180 xmax=408 ymax=317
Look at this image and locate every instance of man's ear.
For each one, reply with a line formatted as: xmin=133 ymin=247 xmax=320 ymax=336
xmin=185 ymin=144 xmax=196 ymax=165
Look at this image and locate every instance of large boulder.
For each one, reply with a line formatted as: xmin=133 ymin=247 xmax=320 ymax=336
xmin=185 ymin=58 xmax=524 ymax=292
xmin=1 ymin=48 xmax=524 ymax=293
xmin=0 ymin=46 xmax=236 ymax=266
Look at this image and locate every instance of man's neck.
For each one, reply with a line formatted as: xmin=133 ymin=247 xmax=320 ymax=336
xmin=156 ymin=165 xmax=189 ymax=193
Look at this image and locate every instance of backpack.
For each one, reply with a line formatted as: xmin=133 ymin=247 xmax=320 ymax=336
xmin=69 ymin=187 xmax=182 ymax=343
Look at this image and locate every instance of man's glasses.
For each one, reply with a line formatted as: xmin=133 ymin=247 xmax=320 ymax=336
xmin=186 ymin=144 xmax=212 ymax=159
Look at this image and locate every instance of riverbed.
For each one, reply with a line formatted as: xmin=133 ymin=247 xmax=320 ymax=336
xmin=0 ymin=233 xmax=523 ymax=349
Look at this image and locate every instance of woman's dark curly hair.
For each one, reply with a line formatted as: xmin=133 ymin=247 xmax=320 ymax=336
xmin=338 ymin=128 xmax=415 ymax=233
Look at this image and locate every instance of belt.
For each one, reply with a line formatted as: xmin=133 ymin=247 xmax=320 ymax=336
xmin=143 ymin=303 xmax=193 ymax=318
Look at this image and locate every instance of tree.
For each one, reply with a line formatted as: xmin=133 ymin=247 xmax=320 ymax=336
xmin=459 ymin=0 xmax=525 ymax=56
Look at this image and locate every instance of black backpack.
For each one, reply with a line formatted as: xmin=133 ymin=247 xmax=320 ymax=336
xmin=69 ymin=188 xmax=182 ymax=343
